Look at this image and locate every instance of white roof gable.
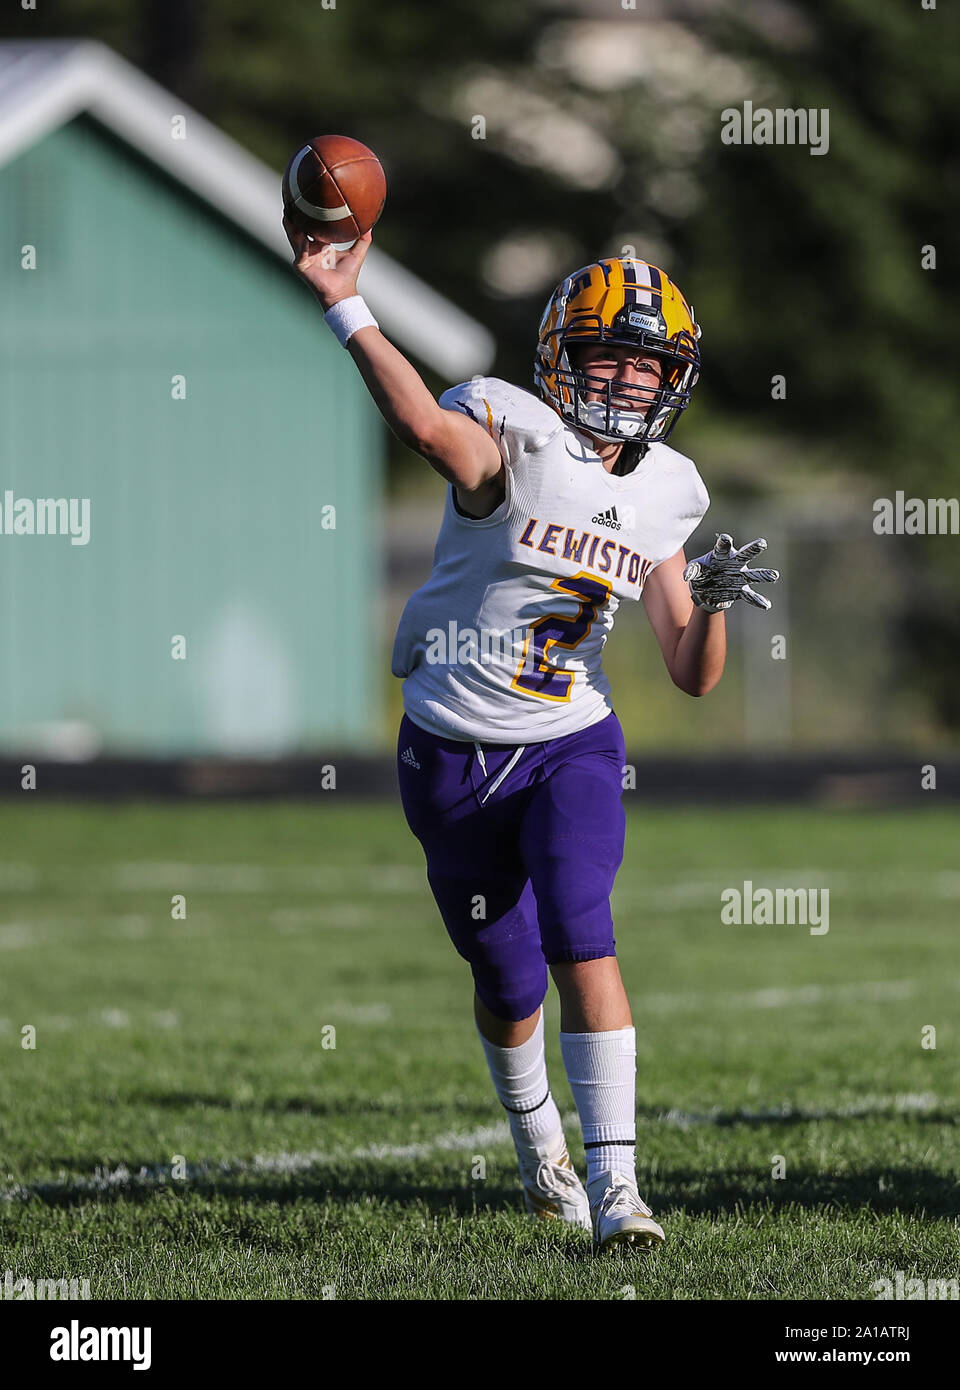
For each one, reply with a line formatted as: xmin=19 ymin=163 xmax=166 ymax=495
xmin=0 ymin=39 xmax=495 ymax=377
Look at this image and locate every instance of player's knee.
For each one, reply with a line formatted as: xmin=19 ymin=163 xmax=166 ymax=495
xmin=473 ymin=963 xmax=547 ymax=1023
xmin=536 ymin=888 xmax=616 ymax=964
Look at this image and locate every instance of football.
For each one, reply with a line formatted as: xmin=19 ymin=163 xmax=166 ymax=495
xmin=281 ymin=134 xmax=386 ymax=250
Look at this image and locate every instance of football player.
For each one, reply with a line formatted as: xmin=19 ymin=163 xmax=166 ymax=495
xmin=284 ymin=219 xmax=779 ymax=1252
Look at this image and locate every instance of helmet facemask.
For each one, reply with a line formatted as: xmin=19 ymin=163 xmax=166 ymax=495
xmin=555 ymin=326 xmax=699 ymax=448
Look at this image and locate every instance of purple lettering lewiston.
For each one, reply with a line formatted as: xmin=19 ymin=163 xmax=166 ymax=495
xmin=518 ymin=518 xmax=651 ymax=590
xmin=563 ymin=529 xmax=589 ymax=563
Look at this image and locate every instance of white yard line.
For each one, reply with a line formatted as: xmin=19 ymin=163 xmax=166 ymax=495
xmin=0 ymin=860 xmax=424 ymax=895
xmin=0 ymin=923 xmax=41 ymax=949
xmin=109 ymin=863 xmax=424 ymax=893
xmin=0 ymin=1003 xmax=391 ymax=1033
xmin=0 ymin=1010 xmax=180 ymax=1033
xmin=1 ymin=1093 xmax=944 ymax=1204
xmin=0 ymin=859 xmax=956 ymax=900
xmin=632 ymin=978 xmax=930 ymax=1012
xmin=617 ymin=868 xmax=960 ymax=908
xmin=0 ymin=1121 xmax=512 ymax=1203
xmin=650 ymin=1093 xmax=941 ymax=1129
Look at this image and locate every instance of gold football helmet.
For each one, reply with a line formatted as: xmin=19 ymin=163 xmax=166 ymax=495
xmin=535 ymin=258 xmax=701 ymax=448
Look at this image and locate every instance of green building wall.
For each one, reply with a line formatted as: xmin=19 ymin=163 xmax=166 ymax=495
xmin=0 ymin=115 xmax=382 ymax=755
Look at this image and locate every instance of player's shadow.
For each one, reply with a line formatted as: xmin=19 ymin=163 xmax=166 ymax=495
xmin=634 ymin=1102 xmax=959 ymax=1128
xmin=139 ymin=1089 xmax=490 ymax=1119
xmin=16 ymin=1097 xmax=958 ymax=1247
xmin=14 ymin=1161 xmax=959 ymax=1235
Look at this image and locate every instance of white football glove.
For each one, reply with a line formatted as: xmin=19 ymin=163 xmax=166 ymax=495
xmin=683 ymin=533 xmax=780 ymax=612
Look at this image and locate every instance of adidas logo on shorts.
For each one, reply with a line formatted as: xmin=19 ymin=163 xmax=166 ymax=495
xmin=401 ymin=746 xmax=421 ymax=769
xmin=591 ymin=506 xmax=621 ymax=531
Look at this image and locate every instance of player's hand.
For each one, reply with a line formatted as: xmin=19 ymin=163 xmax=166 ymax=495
xmin=282 ymin=215 xmax=372 ymax=309
xmin=682 ymin=534 xmax=780 ymax=612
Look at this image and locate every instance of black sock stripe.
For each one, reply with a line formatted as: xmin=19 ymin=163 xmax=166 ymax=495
xmin=583 ymin=1139 xmax=636 ymax=1149
xmin=502 ymin=1090 xmax=551 ymax=1116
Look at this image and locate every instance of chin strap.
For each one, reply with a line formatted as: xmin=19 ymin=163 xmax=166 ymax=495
xmin=612 ymin=441 xmax=644 ymax=476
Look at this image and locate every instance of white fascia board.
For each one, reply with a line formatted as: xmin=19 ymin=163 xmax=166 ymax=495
xmin=0 ymin=40 xmax=495 ymax=378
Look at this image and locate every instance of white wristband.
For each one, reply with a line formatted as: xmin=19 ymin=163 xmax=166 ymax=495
xmin=323 ymin=295 xmax=378 ymax=347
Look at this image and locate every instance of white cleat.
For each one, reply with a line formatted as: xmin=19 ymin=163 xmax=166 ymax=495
xmin=519 ymin=1146 xmax=592 ymax=1231
xmin=589 ymin=1171 xmax=666 ymax=1253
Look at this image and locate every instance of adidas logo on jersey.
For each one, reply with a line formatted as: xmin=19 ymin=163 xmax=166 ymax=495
xmin=591 ymin=506 xmax=622 ymax=531
xmin=401 ymin=746 xmax=421 ymax=769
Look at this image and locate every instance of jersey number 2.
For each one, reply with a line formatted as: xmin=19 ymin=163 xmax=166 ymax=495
xmin=511 ymin=571 xmax=612 ymax=702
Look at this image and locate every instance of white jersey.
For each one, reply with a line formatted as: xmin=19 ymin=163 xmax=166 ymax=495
xmin=391 ymin=376 xmax=710 ymax=743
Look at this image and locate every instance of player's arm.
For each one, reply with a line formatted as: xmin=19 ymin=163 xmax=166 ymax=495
xmin=283 ymin=219 xmax=503 ymax=514
xmin=346 ymin=324 xmax=504 ymax=515
xmin=643 ymin=534 xmax=780 ymax=695
xmin=642 ymin=549 xmax=727 ymax=697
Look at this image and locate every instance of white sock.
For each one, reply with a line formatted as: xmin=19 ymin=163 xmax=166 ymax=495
xmin=477 ymin=1009 xmax=566 ymax=1160
xmin=559 ymin=1026 xmax=637 ymax=1188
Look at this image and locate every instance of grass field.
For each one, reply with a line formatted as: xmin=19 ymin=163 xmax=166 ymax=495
xmin=1 ymin=800 xmax=957 ymax=1301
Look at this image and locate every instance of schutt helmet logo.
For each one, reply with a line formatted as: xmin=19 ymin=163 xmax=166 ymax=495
xmin=613 ymin=307 xmax=666 ymax=337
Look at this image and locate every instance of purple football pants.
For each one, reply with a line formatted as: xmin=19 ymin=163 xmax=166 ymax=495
xmin=397 ymin=710 xmax=627 ymax=1021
